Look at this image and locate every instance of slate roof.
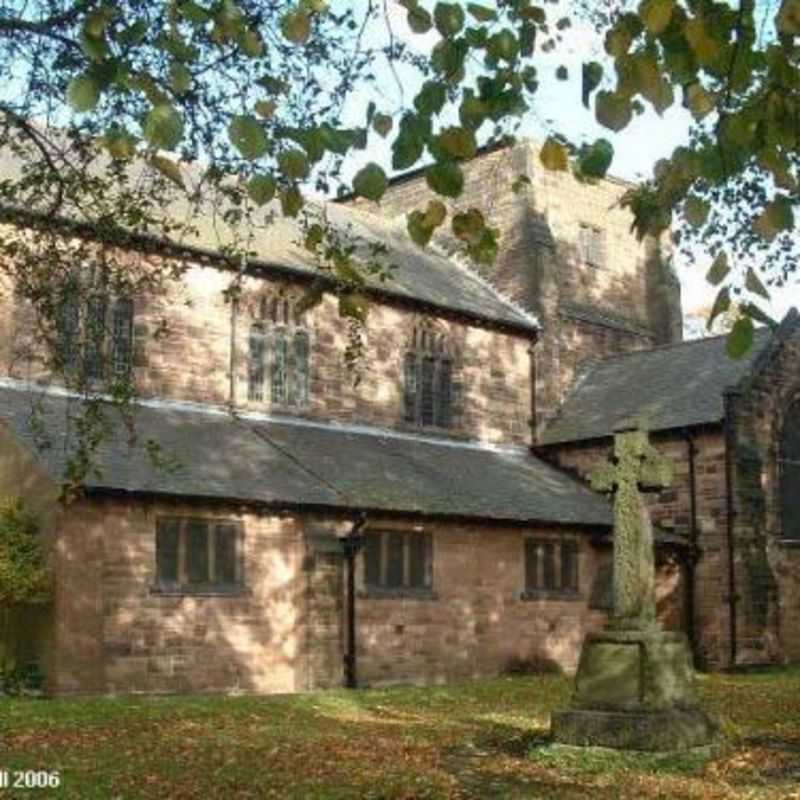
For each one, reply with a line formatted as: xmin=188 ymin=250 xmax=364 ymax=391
xmin=0 ymin=382 xmax=611 ymax=527
xmin=0 ymin=146 xmax=537 ymax=334
xmin=541 ymin=329 xmax=774 ymax=445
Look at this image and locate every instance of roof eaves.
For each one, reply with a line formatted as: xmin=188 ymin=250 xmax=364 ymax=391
xmin=0 ymin=203 xmax=537 ymax=336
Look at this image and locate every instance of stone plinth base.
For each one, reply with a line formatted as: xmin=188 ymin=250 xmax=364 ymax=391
xmin=551 ymin=708 xmax=719 ymax=751
xmin=551 ymin=626 xmax=719 ymax=751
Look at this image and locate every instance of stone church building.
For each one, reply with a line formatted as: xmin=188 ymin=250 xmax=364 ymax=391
xmin=0 ymin=140 xmax=798 ymax=695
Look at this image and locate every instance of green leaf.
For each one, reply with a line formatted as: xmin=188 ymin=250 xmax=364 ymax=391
xmin=280 ymin=186 xmax=304 ymax=217
xmin=149 ymin=155 xmax=184 ymax=187
xmin=240 ymin=28 xmax=265 ymax=57
xmin=434 ymin=3 xmax=465 ymax=36
xmin=639 ymin=0 xmax=675 ymax=34
xmin=487 ymin=30 xmax=518 ymax=62
xmin=540 ymin=137 xmax=569 ymax=171
xmin=684 ymin=196 xmax=710 ymax=228
xmin=778 ymin=0 xmax=800 ymax=35
xmin=685 ymin=83 xmax=715 ymax=121
xmin=278 ymin=149 xmax=310 ymax=179
xmin=247 ymin=174 xmax=277 ymax=205
xmin=229 ymin=115 xmax=269 ymax=160
xmin=707 ymin=286 xmax=731 ymax=329
xmin=67 ymin=75 xmax=100 ymax=113
xmin=437 ymin=126 xmax=477 ymax=159
xmin=706 ymin=252 xmax=730 ymax=286
xmin=426 ymin=161 xmax=464 ymax=198
xmin=741 ymin=302 xmax=775 ymax=328
xmin=414 ymin=81 xmax=447 ymax=115
xmin=754 ymin=197 xmax=794 ymax=242
xmin=727 ymin=316 xmax=755 ymax=359
xmin=169 ymin=63 xmax=192 ymax=95
xmin=372 ymin=114 xmax=393 ymax=137
xmin=467 ymin=3 xmax=496 ymax=22
xmin=102 ymin=126 xmax=138 ymax=160
xmin=408 ymin=210 xmax=435 ymax=247
xmin=352 ymin=163 xmax=388 ymax=201
xmin=578 ymin=138 xmax=614 ymax=178
xmin=595 ymin=91 xmax=633 ymax=132
xmin=144 ymin=104 xmax=184 ymax=150
xmin=452 ymin=208 xmax=485 ymax=241
xmin=745 ymin=267 xmax=770 ymax=300
xmin=281 ymin=9 xmax=311 ymax=44
xmin=407 ymin=6 xmax=432 ymax=34
xmin=424 ymin=199 xmax=447 ymax=228
xmin=392 ymin=113 xmax=429 ymax=170
xmin=178 ymin=2 xmax=212 ymax=24
xmin=582 ymin=62 xmax=603 ymax=109
xmin=255 ymin=100 xmax=277 ymax=119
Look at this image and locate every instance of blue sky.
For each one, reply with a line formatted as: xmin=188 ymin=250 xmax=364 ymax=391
xmin=334 ymin=1 xmax=798 ymax=331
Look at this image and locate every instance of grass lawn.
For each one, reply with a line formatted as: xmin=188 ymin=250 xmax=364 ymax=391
xmin=1 ymin=667 xmax=799 ymax=799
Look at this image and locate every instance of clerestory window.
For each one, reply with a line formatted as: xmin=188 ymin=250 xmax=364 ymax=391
xmin=404 ymin=325 xmax=453 ymax=428
xmin=56 ymin=277 xmax=134 ymax=382
xmin=247 ymin=294 xmax=310 ymax=408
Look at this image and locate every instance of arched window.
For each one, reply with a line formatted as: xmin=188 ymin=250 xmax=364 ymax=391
xmin=404 ymin=323 xmax=454 ymax=428
xmin=248 ymin=293 xmax=311 ymax=409
xmin=780 ymin=401 xmax=800 ymax=540
xmin=248 ymin=324 xmax=266 ymax=402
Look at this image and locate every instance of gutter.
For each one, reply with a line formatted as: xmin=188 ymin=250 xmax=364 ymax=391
xmin=723 ymin=390 xmax=740 ymax=667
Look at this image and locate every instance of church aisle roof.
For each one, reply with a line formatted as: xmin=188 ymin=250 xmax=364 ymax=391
xmin=540 ymin=329 xmax=773 ymax=445
xmin=0 ymin=382 xmax=610 ymax=527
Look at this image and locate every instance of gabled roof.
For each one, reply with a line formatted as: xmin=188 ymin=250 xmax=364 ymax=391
xmin=540 ymin=327 xmax=775 ymax=445
xmin=0 ymin=145 xmax=537 ymax=334
xmin=0 ymin=381 xmax=611 ymax=527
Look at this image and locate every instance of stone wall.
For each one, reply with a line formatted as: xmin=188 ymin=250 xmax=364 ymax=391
xmin=49 ymin=496 xmax=618 ymax=695
xmin=346 ymin=141 xmax=682 ymax=433
xmin=1 ymin=262 xmax=534 ymax=447
xmin=728 ymin=316 xmax=800 ymax=663
xmin=537 ymin=428 xmax=732 ymax=668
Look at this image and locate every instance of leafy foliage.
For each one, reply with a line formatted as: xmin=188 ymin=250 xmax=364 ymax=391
xmin=1 ymin=0 xmax=797 ymax=487
xmin=0 ymin=498 xmax=51 ymax=607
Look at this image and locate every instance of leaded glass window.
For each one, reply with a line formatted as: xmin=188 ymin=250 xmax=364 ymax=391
xmin=112 ymin=298 xmax=134 ymax=378
xmin=155 ymin=518 xmax=244 ymax=592
xmin=271 ymin=329 xmax=288 ymax=404
xmin=248 ymin=324 xmax=266 ymax=402
xmin=403 ymin=324 xmax=454 ymax=428
xmin=524 ymin=538 xmax=580 ymax=595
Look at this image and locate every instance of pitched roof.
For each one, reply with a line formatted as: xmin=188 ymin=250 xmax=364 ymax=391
xmin=540 ymin=328 xmax=774 ymax=445
xmin=0 ymin=146 xmax=537 ymax=334
xmin=0 ymin=382 xmax=610 ymax=527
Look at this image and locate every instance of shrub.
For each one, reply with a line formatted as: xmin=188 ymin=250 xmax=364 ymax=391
xmin=0 ymin=497 xmax=51 ymax=607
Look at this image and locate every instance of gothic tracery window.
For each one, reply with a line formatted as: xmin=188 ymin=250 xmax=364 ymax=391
xmin=404 ymin=322 xmax=454 ymax=428
xmin=56 ymin=274 xmax=134 ymax=382
xmin=247 ymin=292 xmax=310 ymax=409
xmin=780 ymin=401 xmax=800 ymax=540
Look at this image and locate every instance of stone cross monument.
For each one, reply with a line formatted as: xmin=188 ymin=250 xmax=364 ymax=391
xmin=551 ymin=424 xmax=718 ymax=751
xmin=590 ymin=426 xmax=672 ymax=627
